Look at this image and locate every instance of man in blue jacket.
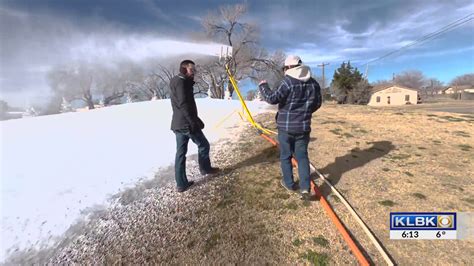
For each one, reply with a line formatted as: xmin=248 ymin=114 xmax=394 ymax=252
xmin=170 ymin=60 xmax=219 ymax=192
xmin=258 ymin=55 xmax=322 ymax=200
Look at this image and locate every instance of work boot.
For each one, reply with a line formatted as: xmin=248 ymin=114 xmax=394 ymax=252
xmin=300 ymin=191 xmax=312 ymax=201
xmin=200 ymin=167 xmax=220 ymax=176
xmin=177 ymin=181 xmax=195 ymax=193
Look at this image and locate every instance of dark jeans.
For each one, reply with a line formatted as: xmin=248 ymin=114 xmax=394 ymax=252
xmin=173 ymin=129 xmax=211 ymax=188
xmin=278 ymin=130 xmax=311 ymax=192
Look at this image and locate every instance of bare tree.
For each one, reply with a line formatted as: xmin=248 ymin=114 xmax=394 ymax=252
xmin=449 ymin=73 xmax=474 ymax=87
xmin=155 ymin=65 xmax=176 ymax=99
xmin=47 ymin=63 xmax=95 ymax=109
xmin=425 ymin=78 xmax=444 ymax=95
xmin=76 ymin=65 xmax=95 ymax=109
xmin=95 ymin=63 xmax=143 ymax=106
xmin=248 ymin=49 xmax=286 ymax=89
xmin=124 ymin=74 xmax=155 ymax=102
xmin=142 ymin=74 xmax=162 ymax=100
xmin=147 ymin=65 xmax=176 ymax=100
xmin=202 ymin=3 xmax=260 ymax=97
xmin=114 ymin=63 xmax=176 ymax=101
xmin=196 ymin=59 xmax=227 ymax=99
xmin=47 ymin=59 xmax=179 ymax=111
xmin=394 ymin=70 xmax=427 ymax=90
xmin=371 ymin=80 xmax=393 ymax=87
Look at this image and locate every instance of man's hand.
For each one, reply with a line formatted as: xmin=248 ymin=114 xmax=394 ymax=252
xmin=197 ymin=118 xmax=205 ymax=130
xmin=190 ymin=119 xmax=205 ymax=133
xmin=259 ymin=80 xmax=267 ymax=86
xmin=190 ymin=122 xmax=201 ymax=133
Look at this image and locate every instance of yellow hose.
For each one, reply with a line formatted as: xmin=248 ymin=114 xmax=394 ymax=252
xmin=225 ymin=64 xmax=276 ymax=136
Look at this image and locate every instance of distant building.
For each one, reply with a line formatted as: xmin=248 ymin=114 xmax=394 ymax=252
xmin=368 ymin=84 xmax=418 ymax=106
xmin=444 ymin=87 xmax=458 ymax=94
xmin=443 ymin=85 xmax=474 ymax=94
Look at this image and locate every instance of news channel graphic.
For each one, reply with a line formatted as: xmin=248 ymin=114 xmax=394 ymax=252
xmin=390 ymin=212 xmax=474 ymax=240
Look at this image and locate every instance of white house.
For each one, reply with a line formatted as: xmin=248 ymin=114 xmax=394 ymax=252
xmin=368 ymin=85 xmax=418 ymax=106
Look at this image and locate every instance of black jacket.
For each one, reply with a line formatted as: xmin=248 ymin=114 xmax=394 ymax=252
xmin=170 ymin=74 xmax=204 ymax=131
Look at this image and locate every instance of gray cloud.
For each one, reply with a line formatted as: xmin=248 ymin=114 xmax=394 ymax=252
xmin=0 ymin=5 xmax=221 ymax=106
xmin=250 ymin=0 xmax=473 ymax=65
xmin=0 ymin=0 xmax=472 ymax=106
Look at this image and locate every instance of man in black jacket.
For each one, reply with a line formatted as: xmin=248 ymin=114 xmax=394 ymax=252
xmin=258 ymin=55 xmax=322 ymax=200
xmin=170 ymin=60 xmax=219 ymax=192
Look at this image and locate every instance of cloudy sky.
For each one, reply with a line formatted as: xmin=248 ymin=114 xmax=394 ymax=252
xmin=0 ymin=0 xmax=473 ymax=107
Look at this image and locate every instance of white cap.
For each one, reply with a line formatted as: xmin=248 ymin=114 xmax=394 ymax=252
xmin=284 ymin=55 xmax=302 ymax=66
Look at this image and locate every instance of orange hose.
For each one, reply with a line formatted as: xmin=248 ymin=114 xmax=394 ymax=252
xmin=311 ymin=181 xmax=370 ymax=266
xmin=259 ymin=134 xmax=370 ymax=266
xmin=260 ymin=133 xmax=278 ymax=146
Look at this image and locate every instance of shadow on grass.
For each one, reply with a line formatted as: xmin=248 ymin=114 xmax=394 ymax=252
xmin=192 ymin=145 xmax=280 ymax=187
xmin=231 ymin=146 xmax=280 ymax=169
xmin=312 ymin=141 xmax=396 ymax=265
xmin=209 ymin=140 xmax=395 ymax=199
xmin=318 ymin=141 xmax=396 ymax=197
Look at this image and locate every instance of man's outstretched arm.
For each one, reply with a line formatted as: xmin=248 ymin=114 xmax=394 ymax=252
xmin=258 ymin=80 xmax=290 ymax=104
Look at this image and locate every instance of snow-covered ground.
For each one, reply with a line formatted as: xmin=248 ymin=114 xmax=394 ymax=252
xmin=0 ymin=98 xmax=268 ymax=261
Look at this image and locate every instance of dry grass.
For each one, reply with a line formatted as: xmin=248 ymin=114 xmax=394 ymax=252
xmin=306 ymin=103 xmax=473 ymax=265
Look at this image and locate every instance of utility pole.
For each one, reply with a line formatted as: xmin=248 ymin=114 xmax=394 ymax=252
xmin=317 ymin=62 xmax=330 ymax=89
xmin=430 ymin=79 xmax=434 ymax=97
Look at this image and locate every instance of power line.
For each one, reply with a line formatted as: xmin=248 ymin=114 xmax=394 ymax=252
xmin=359 ymin=13 xmax=474 ymax=67
xmin=401 ymin=13 xmax=474 ymax=48
xmin=367 ymin=14 xmax=473 ymax=65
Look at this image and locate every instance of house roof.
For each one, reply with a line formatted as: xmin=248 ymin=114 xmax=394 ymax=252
xmin=371 ymin=83 xmax=417 ymax=94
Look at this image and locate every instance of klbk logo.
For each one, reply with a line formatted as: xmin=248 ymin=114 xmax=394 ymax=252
xmin=390 ymin=213 xmax=456 ymax=230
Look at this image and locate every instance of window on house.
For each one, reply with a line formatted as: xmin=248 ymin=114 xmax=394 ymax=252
xmin=376 ymin=96 xmax=380 ymax=103
xmin=387 ymin=96 xmax=391 ymax=104
xmin=405 ymin=95 xmax=410 ymax=101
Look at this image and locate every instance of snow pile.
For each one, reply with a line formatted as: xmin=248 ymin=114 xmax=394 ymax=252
xmin=0 ymin=98 xmax=269 ymax=261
